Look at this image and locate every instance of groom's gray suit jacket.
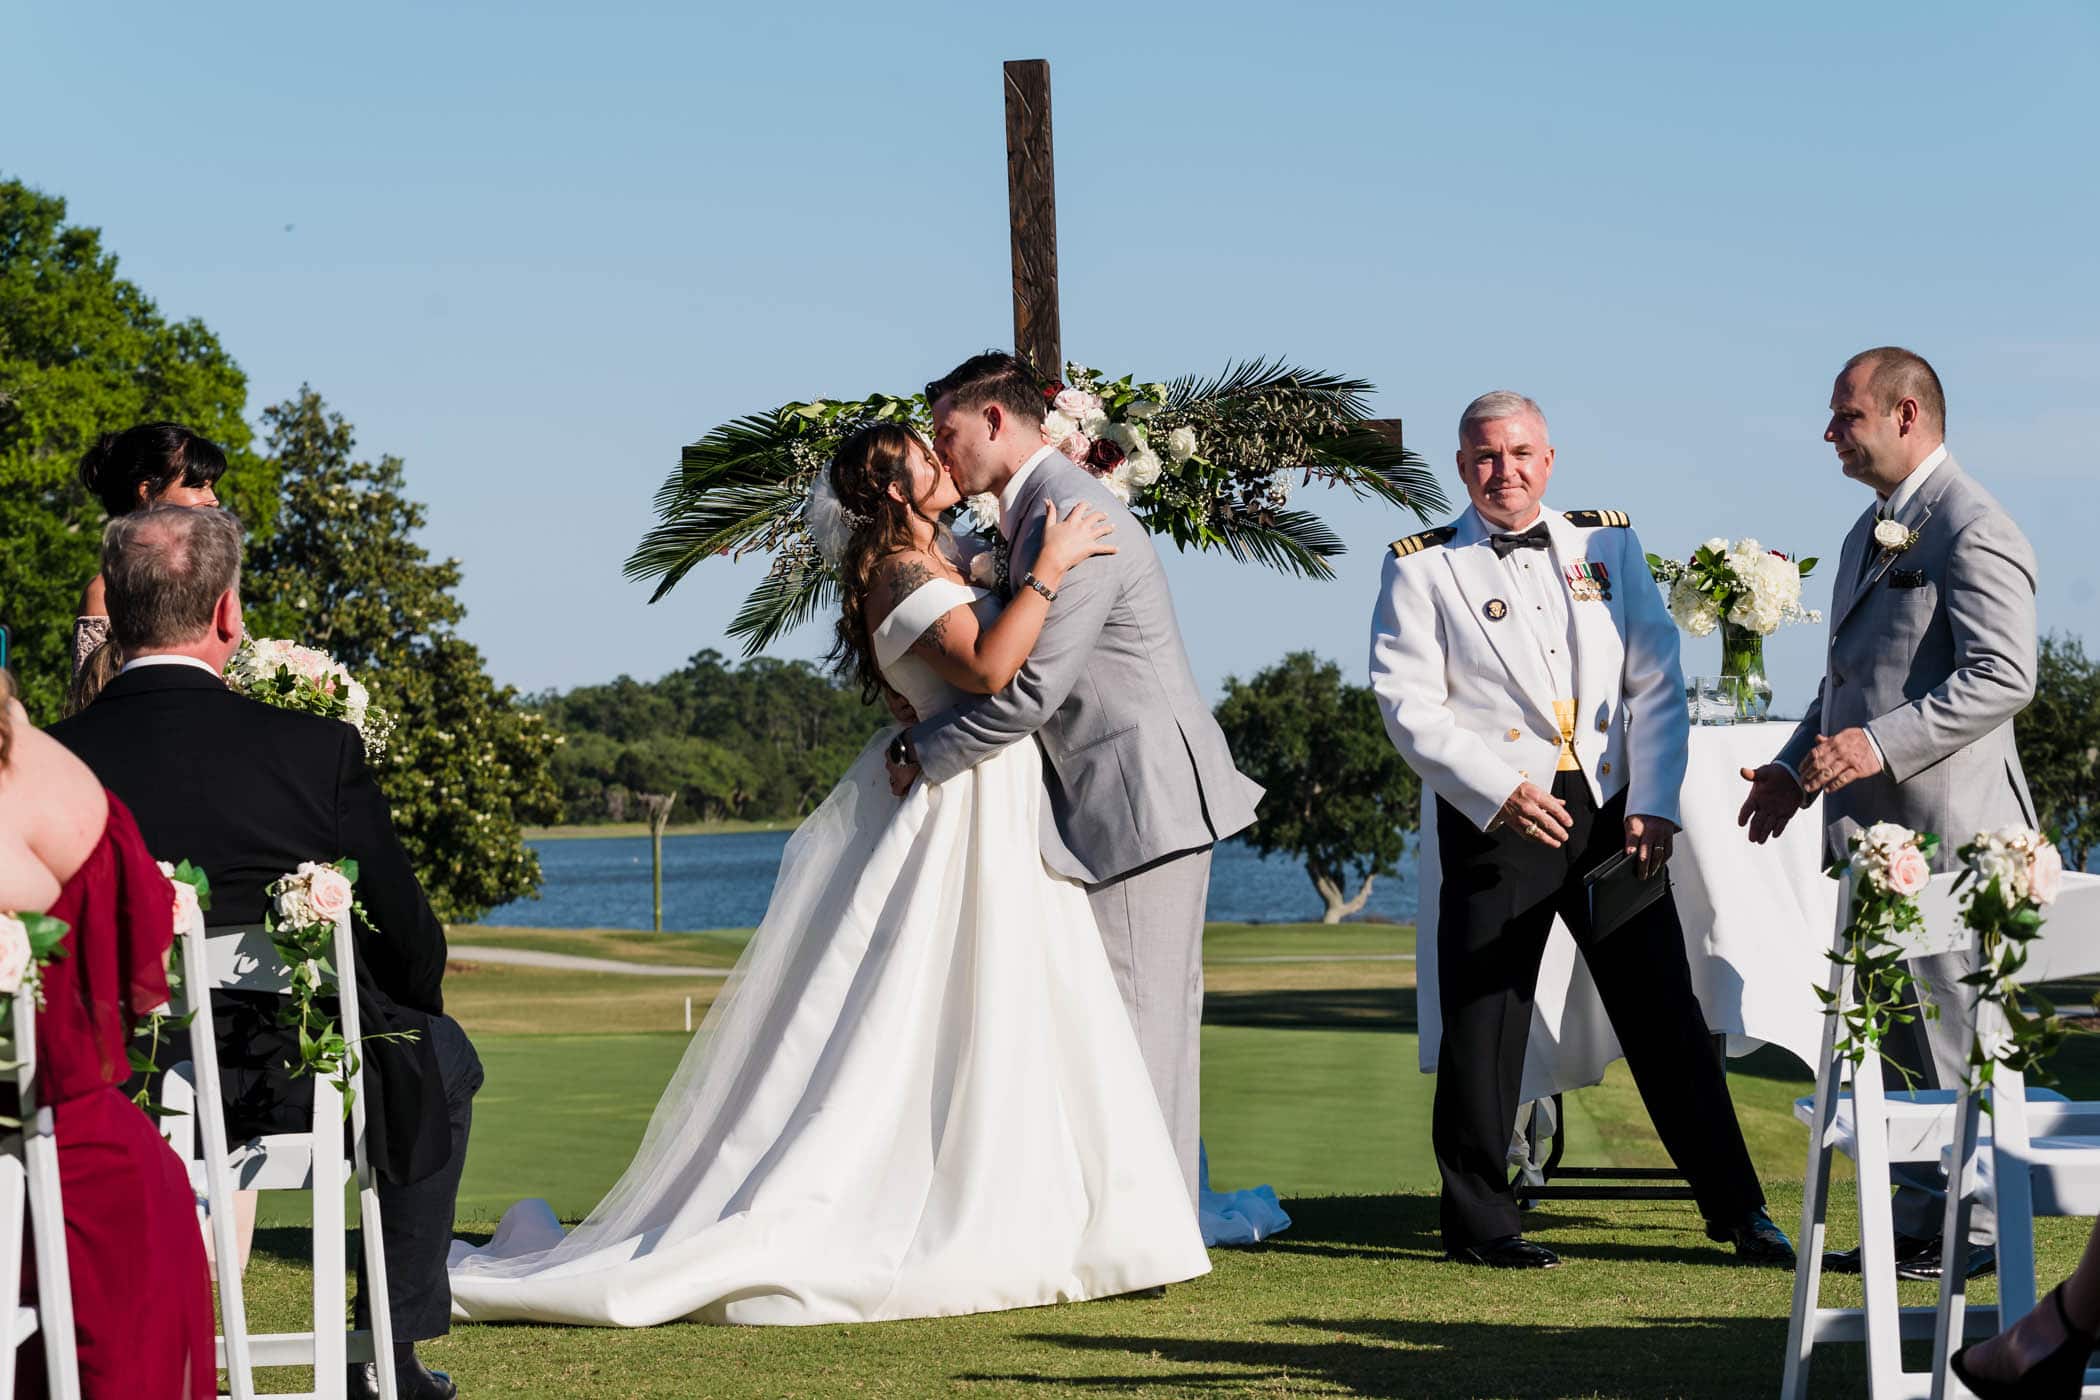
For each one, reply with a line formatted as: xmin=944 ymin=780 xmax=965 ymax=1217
xmin=1775 ymin=454 xmax=2038 ymax=863
xmin=911 ymin=452 xmax=1263 ymax=884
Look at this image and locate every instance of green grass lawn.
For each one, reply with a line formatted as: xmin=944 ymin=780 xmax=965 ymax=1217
xmin=226 ymin=924 xmax=2100 ymax=1397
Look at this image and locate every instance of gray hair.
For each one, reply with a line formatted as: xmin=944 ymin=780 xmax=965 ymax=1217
xmin=103 ymin=505 xmax=244 ymax=652
xmin=1458 ymin=390 xmax=1548 ymax=438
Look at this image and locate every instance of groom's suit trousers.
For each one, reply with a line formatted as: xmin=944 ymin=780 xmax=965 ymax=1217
xmin=1088 ymin=845 xmax=1212 ymax=1214
xmin=1432 ymin=778 xmax=1765 ymax=1251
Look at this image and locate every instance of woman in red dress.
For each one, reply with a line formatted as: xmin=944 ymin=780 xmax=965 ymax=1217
xmin=0 ymin=671 xmax=213 ymax=1397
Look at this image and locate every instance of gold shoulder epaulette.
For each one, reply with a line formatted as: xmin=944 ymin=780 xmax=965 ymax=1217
xmin=1389 ymin=525 xmax=1458 ymax=558
xmin=1563 ymin=509 xmax=1631 ymax=528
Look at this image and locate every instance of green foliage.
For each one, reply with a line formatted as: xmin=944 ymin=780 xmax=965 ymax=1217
xmin=247 ymin=388 xmax=561 ymax=921
xmin=2021 ymin=633 xmax=2100 ymax=869
xmin=0 ymin=179 xmax=280 ymax=722
xmin=1212 ymin=652 xmax=1419 ymax=923
xmin=532 ymin=650 xmax=882 ymax=824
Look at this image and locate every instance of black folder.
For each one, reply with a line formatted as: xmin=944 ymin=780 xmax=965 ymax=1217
xmin=1582 ymin=849 xmax=1671 ymax=944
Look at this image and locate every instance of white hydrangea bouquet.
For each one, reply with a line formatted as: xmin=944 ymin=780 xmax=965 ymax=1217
xmin=1647 ymin=538 xmax=1820 ymax=720
xmin=1953 ymin=826 xmax=2068 ymax=1087
xmin=1646 ymin=537 xmax=1820 ymax=638
xmin=1821 ymin=822 xmax=1938 ymax=1079
xmin=226 ymin=638 xmax=395 ymax=760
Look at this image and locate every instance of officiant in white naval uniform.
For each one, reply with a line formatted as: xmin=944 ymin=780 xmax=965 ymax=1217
xmin=1369 ymin=391 xmax=1790 ymax=1271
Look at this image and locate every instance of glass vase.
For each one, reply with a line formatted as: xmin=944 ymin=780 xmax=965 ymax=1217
xmin=1718 ymin=621 xmax=1773 ymax=722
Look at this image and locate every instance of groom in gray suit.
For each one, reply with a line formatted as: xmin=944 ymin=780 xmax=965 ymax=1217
xmin=889 ymin=352 xmax=1264 ymax=1210
xmin=1740 ymin=346 xmax=2039 ymax=1281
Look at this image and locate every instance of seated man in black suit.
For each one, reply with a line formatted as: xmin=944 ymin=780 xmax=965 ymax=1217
xmin=50 ymin=505 xmax=475 ymax=1400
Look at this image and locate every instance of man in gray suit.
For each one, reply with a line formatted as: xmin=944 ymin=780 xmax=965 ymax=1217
xmin=1740 ymin=345 xmax=2039 ymax=1282
xmin=887 ymin=352 xmax=1263 ymax=1210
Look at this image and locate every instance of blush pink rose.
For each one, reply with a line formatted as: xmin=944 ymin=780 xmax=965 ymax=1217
xmin=0 ymin=915 xmax=31 ymax=995
xmin=1886 ymin=845 xmax=1931 ymax=898
xmin=306 ymin=866 xmax=355 ymax=922
xmin=2028 ymin=842 xmax=2064 ymax=906
xmin=1053 ymin=387 xmax=1102 ymax=421
xmin=1056 ymin=429 xmax=1093 ymax=462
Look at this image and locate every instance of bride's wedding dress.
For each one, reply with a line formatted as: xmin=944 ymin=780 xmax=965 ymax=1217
xmin=448 ymin=580 xmax=1210 ymax=1325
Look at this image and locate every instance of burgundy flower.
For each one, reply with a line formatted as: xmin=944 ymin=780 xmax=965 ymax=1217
xmin=1087 ymin=437 xmax=1126 ymax=473
xmin=1042 ymin=381 xmax=1065 ymax=402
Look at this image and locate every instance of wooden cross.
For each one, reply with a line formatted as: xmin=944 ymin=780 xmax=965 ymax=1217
xmin=1003 ymin=59 xmax=1399 ymax=450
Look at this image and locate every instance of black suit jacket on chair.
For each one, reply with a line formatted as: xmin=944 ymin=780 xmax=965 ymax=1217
xmin=50 ymin=664 xmax=451 ymax=1185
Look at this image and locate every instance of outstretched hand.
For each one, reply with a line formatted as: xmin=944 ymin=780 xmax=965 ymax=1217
xmin=1738 ymin=764 xmax=1806 ymax=844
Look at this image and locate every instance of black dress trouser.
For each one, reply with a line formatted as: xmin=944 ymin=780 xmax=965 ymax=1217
xmin=355 ymin=1013 xmax=483 ymax=1341
xmin=1431 ymin=774 xmax=1764 ymax=1251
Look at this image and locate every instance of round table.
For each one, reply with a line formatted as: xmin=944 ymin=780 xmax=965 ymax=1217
xmin=1415 ymin=723 xmax=1835 ymax=1101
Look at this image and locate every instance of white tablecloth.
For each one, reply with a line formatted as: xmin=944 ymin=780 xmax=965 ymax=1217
xmin=1416 ymin=723 xmax=1835 ymax=1101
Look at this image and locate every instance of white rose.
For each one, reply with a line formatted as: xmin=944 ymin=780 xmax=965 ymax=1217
xmin=0 ymin=915 xmax=31 ymax=995
xmin=1102 ymin=475 xmax=1133 ymax=505
xmin=1125 ymin=399 xmax=1162 ymax=421
xmin=1127 ymin=449 xmax=1164 ymax=489
xmin=1971 ymin=845 xmax=2027 ymax=901
xmin=1101 ymin=421 xmax=1146 ymax=453
xmin=963 ymin=493 xmax=1001 ymax=534
xmin=1080 ymin=410 xmax=1112 ymax=439
xmin=1164 ymin=426 xmax=1198 ymax=465
xmin=1041 ymin=410 xmax=1078 ymax=445
xmin=1702 ymin=537 xmax=1728 ymax=555
xmin=1873 ymin=519 xmax=1910 ymax=550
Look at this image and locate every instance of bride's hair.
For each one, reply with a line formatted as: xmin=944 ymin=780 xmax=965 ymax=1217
xmin=827 ymin=422 xmax=950 ymax=703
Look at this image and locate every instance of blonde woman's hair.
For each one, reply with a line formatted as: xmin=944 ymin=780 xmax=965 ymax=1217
xmin=0 ymin=669 xmax=14 ymax=771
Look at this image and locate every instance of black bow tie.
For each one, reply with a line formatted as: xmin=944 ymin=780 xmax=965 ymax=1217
xmin=1489 ymin=522 xmax=1552 ymax=558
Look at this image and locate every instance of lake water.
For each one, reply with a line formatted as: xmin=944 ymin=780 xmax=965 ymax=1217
xmin=479 ymin=829 xmax=1418 ymax=933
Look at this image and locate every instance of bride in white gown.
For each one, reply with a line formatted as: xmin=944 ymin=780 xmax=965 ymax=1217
xmin=448 ymin=422 xmax=1211 ymax=1326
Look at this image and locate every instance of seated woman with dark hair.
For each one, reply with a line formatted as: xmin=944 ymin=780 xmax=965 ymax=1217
xmin=68 ymin=422 xmax=228 ymax=713
xmin=0 ymin=668 xmax=213 ymax=1396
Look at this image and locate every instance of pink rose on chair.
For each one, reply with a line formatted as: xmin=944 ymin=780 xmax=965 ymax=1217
xmin=0 ymin=915 xmax=32 ymax=996
xmin=1886 ymin=846 xmax=1931 ymax=898
xmin=305 ymin=866 xmax=355 ymax=923
xmin=2028 ymin=842 xmax=2064 ymax=907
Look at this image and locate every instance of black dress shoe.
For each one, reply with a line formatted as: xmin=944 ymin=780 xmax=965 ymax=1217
xmin=1706 ymin=1209 xmax=1796 ymax=1267
xmin=1951 ymin=1286 xmax=2098 ymax=1400
xmin=1446 ymin=1234 xmax=1561 ymax=1269
xmin=1898 ymin=1240 xmax=1995 ymax=1282
xmin=348 ymin=1346 xmax=458 ymax=1400
xmin=1822 ymin=1232 xmax=1933 ymax=1275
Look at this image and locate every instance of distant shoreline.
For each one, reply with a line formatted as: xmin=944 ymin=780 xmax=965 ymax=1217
xmin=524 ymin=819 xmax=798 ymax=841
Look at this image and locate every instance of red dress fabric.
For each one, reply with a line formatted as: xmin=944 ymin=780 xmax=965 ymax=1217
xmin=21 ymin=792 xmax=213 ymax=1398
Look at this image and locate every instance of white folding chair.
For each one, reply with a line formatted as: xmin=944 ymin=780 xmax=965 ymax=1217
xmin=1928 ymin=873 xmax=2100 ymax=1399
xmin=1781 ymin=871 xmax=2100 ymax=1399
xmin=0 ymin=992 xmax=80 ymax=1399
xmin=162 ymin=914 xmax=398 ymax=1400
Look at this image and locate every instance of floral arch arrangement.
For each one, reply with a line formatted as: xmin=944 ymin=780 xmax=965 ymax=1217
xmin=626 ymin=360 xmax=1445 ymax=652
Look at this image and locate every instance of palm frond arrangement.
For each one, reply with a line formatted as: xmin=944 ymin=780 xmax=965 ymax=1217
xmin=626 ymin=363 xmax=1445 ymax=655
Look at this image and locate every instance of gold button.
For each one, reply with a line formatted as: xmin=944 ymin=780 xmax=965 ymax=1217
xmin=1600 ymin=761 xmax=1612 ymax=775
xmin=1506 ymin=728 xmax=1521 ymax=741
xmin=1518 ymin=770 xmax=1529 ymax=779
xmin=1596 ymin=717 xmax=1609 ymax=732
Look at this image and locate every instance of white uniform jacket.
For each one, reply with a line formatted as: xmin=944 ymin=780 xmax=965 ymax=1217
xmin=1368 ymin=504 xmax=1690 ymax=833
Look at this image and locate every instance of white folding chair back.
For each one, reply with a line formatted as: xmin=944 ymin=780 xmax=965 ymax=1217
xmin=1929 ymin=873 xmax=2100 ymax=1399
xmin=2 ymin=993 xmax=79 ymax=1400
xmin=167 ymin=912 xmax=398 ymax=1400
xmin=1784 ymin=871 xmax=2011 ymax=1399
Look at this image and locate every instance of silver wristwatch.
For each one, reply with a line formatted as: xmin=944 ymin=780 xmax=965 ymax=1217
xmin=1020 ymin=572 xmax=1058 ymax=602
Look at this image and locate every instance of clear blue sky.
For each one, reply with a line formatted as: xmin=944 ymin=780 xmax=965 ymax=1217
xmin=8 ymin=1 xmax=2096 ymax=707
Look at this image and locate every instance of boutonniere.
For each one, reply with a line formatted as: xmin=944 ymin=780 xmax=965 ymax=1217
xmin=1872 ymin=516 xmax=1921 ymax=557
